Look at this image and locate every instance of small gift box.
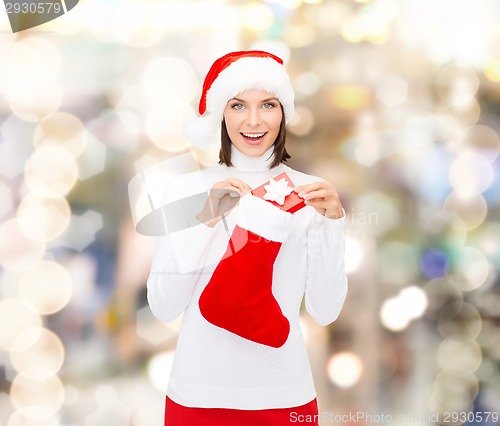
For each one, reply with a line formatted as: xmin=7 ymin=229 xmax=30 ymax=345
xmin=251 ymin=172 xmax=306 ymax=214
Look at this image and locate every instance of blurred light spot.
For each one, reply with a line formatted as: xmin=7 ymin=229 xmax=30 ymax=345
xmin=0 ymin=37 xmax=61 ymax=96
xmin=24 ymin=146 xmax=78 ymax=198
xmin=0 ymin=219 xmax=45 ymax=271
xmin=287 ymin=106 xmax=315 ymax=137
xmin=399 ymin=286 xmax=428 ymax=319
xmin=9 ymin=82 xmax=63 ymax=123
xmin=443 ymin=191 xmax=487 ymax=230
xmin=0 ymin=299 xmax=42 ymax=351
xmin=407 ymin=144 xmax=452 ymax=203
xmin=430 ymin=369 xmax=478 ymax=414
xmin=485 ymin=57 xmax=500 ymax=82
xmin=329 ymin=85 xmax=371 ymax=111
xmin=313 ymin=2 xmax=351 ymax=36
xmin=141 ymin=57 xmax=198 ymax=105
xmin=86 ymin=385 xmax=131 ymax=425
xmin=192 ymin=143 xmax=221 ymax=168
xmin=436 ymin=99 xmax=481 ymax=131
xmin=148 ymin=351 xmax=176 ymax=393
xmin=424 ymin=278 xmax=463 ymax=321
xmin=294 ymin=72 xmax=321 ymax=97
xmin=376 ymin=74 xmax=408 ymax=107
xmin=0 ymin=181 xmax=13 ymax=218
xmin=146 ymin=104 xmax=194 ymax=152
xmin=379 ymin=241 xmax=420 ymax=284
xmin=33 ymin=113 xmax=87 ymax=159
xmin=380 ymin=297 xmax=410 ymax=332
xmin=380 ymin=286 xmax=427 ymax=332
xmin=344 ymin=236 xmax=363 ymax=273
xmin=17 ymin=194 xmax=71 ymax=242
xmin=438 ymin=336 xmax=482 ymax=373
xmin=446 ymin=246 xmax=490 ymax=292
xmin=115 ymin=84 xmax=149 ymax=116
xmin=421 ymin=249 xmax=447 ymax=279
xmin=268 ymin=0 xmax=302 ymax=9
xmin=422 ymin=212 xmax=467 ymax=250
xmin=63 ymin=385 xmax=79 ymax=407
xmin=340 ymin=17 xmax=364 ymax=43
xmin=19 ymin=261 xmax=72 ymax=315
xmin=434 ymin=65 xmax=479 ymax=108
xmin=342 ymin=113 xmax=399 ymax=166
xmin=11 ymin=328 xmax=65 ymax=378
xmin=10 ymin=371 xmax=64 ymax=418
xmin=7 ymin=411 xmax=60 ymax=425
xmin=136 ymin=306 xmax=178 ymax=346
xmin=437 ymin=302 xmax=482 ymax=342
xmin=327 ymin=352 xmax=363 ymax=388
xmin=359 ymin=9 xmax=391 ymax=44
xmin=341 ymin=3 xmax=393 ymax=45
xmin=242 ymin=3 xmax=274 ymax=31
xmin=284 ymin=24 xmax=317 ymax=48
xmin=468 ymin=222 xmax=500 ymax=269
xmin=250 ymin=41 xmax=291 ymax=64
xmin=111 ymin=0 xmax=165 ymax=48
xmin=465 ymin=125 xmax=500 ymax=162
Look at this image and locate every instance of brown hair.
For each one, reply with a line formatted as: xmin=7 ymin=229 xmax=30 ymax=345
xmin=218 ymin=103 xmax=291 ymax=169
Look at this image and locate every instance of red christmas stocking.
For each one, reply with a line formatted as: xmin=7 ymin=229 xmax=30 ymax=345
xmin=199 ymin=173 xmax=305 ymax=348
xmin=199 ymin=224 xmax=288 ymax=348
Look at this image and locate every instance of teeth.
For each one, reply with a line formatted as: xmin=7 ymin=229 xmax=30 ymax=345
xmin=242 ymin=133 xmax=265 ymax=138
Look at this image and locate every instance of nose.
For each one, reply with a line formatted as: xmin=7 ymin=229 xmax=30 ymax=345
xmin=245 ymin=106 xmax=262 ymax=127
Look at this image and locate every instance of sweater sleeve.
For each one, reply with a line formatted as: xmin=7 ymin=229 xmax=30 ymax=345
xmin=304 ymin=210 xmax=348 ymax=326
xmin=146 ymin=180 xmax=233 ymax=323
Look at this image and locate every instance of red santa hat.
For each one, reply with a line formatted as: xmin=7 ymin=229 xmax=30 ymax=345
xmin=183 ymin=50 xmax=295 ymax=148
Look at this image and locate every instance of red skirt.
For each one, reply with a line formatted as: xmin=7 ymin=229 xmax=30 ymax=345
xmin=165 ymin=395 xmax=319 ymax=426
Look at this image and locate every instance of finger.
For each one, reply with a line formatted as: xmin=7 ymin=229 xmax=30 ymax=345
xmin=230 ymin=178 xmax=252 ymax=192
xmin=295 ymin=181 xmax=332 ymax=197
xmin=229 ymin=179 xmax=252 ymax=195
xmin=303 ymin=189 xmax=329 ymax=201
xmin=217 ymin=178 xmax=251 ymax=195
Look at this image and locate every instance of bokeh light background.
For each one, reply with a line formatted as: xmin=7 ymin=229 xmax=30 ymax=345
xmin=1 ymin=0 xmax=500 ymax=424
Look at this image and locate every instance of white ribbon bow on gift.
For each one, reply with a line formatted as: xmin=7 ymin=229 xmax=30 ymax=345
xmin=263 ymin=178 xmax=294 ymax=205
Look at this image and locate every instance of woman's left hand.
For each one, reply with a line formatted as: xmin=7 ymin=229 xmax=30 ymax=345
xmin=294 ymin=181 xmax=344 ymax=219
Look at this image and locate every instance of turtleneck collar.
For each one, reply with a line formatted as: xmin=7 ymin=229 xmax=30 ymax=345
xmin=229 ymin=144 xmax=276 ymax=171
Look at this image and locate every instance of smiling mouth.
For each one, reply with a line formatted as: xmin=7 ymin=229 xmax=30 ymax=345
xmin=240 ymin=132 xmax=267 ymax=145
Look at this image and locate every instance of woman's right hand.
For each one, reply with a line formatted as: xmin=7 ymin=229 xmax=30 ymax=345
xmin=197 ymin=178 xmax=252 ymax=227
xmin=210 ymin=178 xmax=253 ymax=201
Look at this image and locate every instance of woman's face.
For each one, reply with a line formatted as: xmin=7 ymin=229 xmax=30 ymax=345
xmin=223 ymin=89 xmax=283 ymax=157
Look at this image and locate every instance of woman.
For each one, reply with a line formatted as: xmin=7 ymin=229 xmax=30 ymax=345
xmin=147 ymin=50 xmax=348 ymax=425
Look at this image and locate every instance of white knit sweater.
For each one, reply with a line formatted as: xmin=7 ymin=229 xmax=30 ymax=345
xmin=147 ymin=145 xmax=348 ymax=409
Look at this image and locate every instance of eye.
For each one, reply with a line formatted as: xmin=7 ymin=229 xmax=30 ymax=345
xmin=231 ymin=103 xmax=244 ymax=110
xmin=263 ymin=102 xmax=277 ymax=109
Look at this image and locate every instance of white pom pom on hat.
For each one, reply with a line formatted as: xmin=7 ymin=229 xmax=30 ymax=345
xmin=183 ymin=50 xmax=295 ymax=148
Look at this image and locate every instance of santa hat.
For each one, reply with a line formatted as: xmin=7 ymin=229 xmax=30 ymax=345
xmin=183 ymin=50 xmax=295 ymax=148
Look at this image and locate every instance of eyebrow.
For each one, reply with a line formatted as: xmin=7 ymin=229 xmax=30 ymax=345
xmin=230 ymin=97 xmax=279 ymax=103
